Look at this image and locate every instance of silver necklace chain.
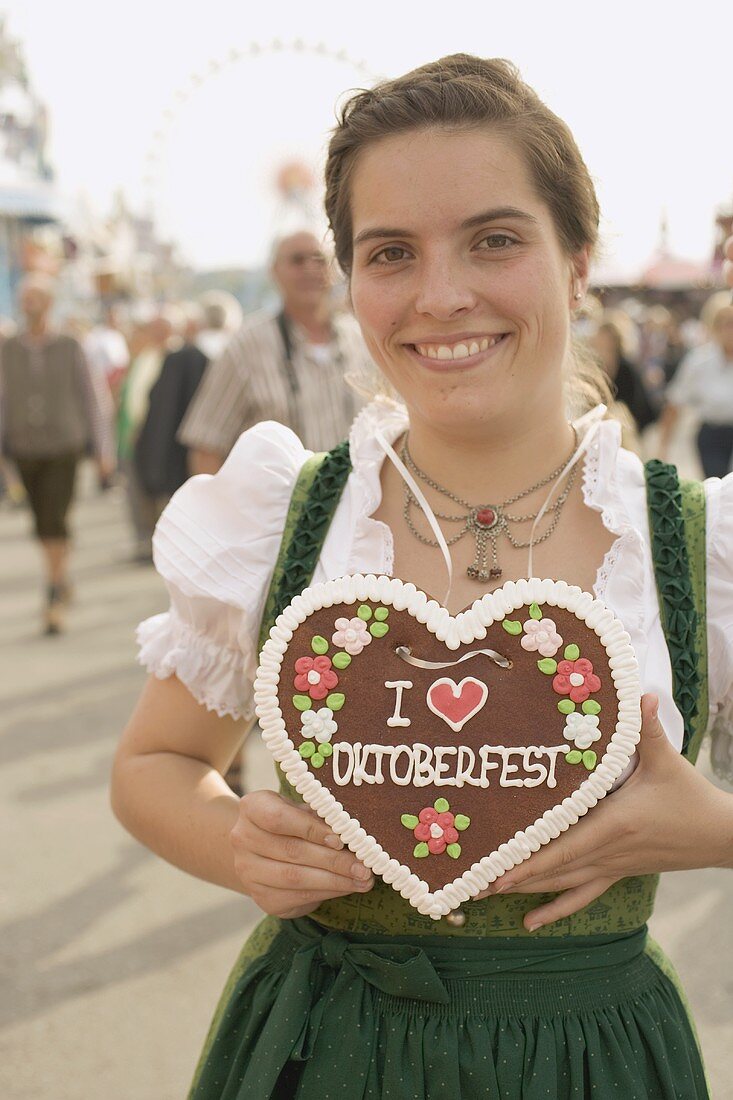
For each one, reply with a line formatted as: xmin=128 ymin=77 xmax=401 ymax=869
xmin=401 ymin=429 xmax=578 ymax=583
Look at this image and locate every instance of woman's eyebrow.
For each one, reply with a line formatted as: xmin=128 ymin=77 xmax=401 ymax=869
xmin=353 ymin=207 xmax=538 ymax=247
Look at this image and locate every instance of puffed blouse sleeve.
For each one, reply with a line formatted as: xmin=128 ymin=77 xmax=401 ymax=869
xmin=136 ymin=421 xmax=310 ymax=719
xmin=705 ymin=472 xmax=733 ymax=783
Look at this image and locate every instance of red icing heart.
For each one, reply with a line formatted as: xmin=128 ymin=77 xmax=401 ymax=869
xmin=426 ymin=676 xmax=488 ymax=733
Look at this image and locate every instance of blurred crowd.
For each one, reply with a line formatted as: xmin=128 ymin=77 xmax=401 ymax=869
xmin=2 ymin=228 xmax=733 ymax=644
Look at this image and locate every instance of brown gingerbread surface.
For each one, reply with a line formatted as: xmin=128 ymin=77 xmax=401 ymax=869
xmin=277 ymin=600 xmax=620 ymax=893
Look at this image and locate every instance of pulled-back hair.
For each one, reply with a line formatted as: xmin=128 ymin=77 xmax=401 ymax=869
xmin=325 ymin=54 xmax=600 ymax=276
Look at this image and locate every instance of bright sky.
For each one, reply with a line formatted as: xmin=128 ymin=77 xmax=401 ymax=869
xmin=7 ymin=0 xmax=733 ymax=276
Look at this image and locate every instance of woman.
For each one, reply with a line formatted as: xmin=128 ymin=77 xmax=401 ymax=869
xmin=111 ymin=57 xmax=733 ymax=1098
xmin=658 ymin=293 xmax=733 ymax=478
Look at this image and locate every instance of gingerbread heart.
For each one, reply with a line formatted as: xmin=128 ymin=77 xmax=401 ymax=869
xmin=255 ymin=575 xmax=641 ymax=919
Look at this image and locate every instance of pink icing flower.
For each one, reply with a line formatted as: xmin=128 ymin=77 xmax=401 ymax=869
xmin=332 ymin=616 xmax=372 ymax=655
xmin=520 ymin=617 xmax=563 ymax=658
xmin=293 ymin=655 xmax=339 ymax=700
xmin=413 ymin=806 xmax=459 ymax=855
xmin=553 ymin=658 xmax=601 ymax=703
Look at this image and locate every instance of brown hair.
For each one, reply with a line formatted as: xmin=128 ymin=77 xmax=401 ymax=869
xmin=325 ymin=54 xmax=600 ymax=275
xmin=327 ymin=54 xmax=611 ymax=412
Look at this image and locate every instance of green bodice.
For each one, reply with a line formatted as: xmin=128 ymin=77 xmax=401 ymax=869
xmin=256 ymin=449 xmax=708 ymax=937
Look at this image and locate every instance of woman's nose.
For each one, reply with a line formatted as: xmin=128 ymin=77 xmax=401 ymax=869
xmin=413 ymin=258 xmax=478 ymax=319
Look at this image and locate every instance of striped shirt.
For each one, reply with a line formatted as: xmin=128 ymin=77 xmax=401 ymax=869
xmin=178 ymin=310 xmax=370 ymax=455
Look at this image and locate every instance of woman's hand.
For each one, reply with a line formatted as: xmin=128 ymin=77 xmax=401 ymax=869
xmin=480 ymin=694 xmax=733 ymax=932
xmin=230 ymin=790 xmax=374 ymax=919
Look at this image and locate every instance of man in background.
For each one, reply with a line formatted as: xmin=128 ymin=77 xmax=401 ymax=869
xmin=178 ymin=230 xmax=370 ymax=474
xmin=134 ymin=292 xmax=242 ymax=501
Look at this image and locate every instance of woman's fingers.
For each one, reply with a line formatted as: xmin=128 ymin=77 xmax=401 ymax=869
xmin=245 ymin=851 xmax=373 ymax=895
xmin=245 ymin=830 xmax=372 ymax=882
xmin=236 ymin=790 xmax=343 ymax=849
xmin=522 ymin=877 xmax=618 ymax=931
xmin=249 ymin=882 xmax=369 ymax=919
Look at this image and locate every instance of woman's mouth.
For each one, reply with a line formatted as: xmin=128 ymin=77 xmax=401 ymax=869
xmin=406 ymin=333 xmax=510 ymax=368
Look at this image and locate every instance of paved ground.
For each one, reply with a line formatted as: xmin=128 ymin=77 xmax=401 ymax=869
xmin=1 ymin=443 xmax=732 ymax=1099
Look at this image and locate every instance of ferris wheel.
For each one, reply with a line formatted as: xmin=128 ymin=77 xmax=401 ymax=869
xmin=142 ymin=39 xmax=381 ymax=242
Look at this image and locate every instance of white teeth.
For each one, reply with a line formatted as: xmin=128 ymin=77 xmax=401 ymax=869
xmin=414 ymin=335 xmax=505 ymax=360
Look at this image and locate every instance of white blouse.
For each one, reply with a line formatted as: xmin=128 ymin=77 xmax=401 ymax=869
xmin=138 ymin=399 xmax=733 ymax=768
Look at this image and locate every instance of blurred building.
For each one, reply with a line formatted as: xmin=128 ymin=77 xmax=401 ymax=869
xmin=0 ymin=17 xmax=61 ymax=318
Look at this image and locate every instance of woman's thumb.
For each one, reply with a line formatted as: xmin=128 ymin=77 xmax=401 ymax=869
xmin=637 ymin=693 xmax=668 ymax=754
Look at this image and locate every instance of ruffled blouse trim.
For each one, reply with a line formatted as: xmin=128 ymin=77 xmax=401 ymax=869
xmin=345 ymin=397 xmax=409 ymax=576
xmin=136 ymin=611 xmax=255 ymax=720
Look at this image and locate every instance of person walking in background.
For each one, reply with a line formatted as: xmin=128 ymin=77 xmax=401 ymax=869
xmin=0 ymin=274 xmax=115 ymax=634
xmin=117 ymin=309 xmax=175 ymax=562
xmin=658 ymin=293 xmax=733 ymax=477
xmin=83 ymin=303 xmax=130 ymax=407
xmin=590 ymin=316 xmax=656 ymax=434
xmin=133 ymin=293 xmax=242 ymax=501
xmin=178 ymin=230 xmax=371 ymax=475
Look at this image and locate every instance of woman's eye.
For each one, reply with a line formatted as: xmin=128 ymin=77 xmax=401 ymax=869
xmin=371 ymin=246 xmax=410 ymax=265
xmin=476 ymin=234 xmax=517 ymax=250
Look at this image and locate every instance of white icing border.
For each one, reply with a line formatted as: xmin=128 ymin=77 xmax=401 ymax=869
xmin=254 ymin=575 xmax=642 ymax=920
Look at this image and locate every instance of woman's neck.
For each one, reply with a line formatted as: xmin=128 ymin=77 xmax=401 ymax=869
xmin=403 ymin=407 xmax=576 ymax=504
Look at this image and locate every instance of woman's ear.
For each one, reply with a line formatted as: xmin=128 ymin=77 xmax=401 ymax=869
xmin=571 ymin=246 xmax=592 ymax=304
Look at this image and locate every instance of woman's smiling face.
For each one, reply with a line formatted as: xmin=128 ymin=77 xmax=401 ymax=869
xmin=349 ymin=127 xmax=588 ymax=434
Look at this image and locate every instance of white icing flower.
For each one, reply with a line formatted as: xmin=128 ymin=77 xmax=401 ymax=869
xmin=332 ymin=616 xmax=372 ymax=655
xmin=520 ymin=617 xmax=563 ymax=658
xmin=300 ymin=707 xmax=338 ymax=744
xmin=563 ymin=712 xmax=601 ymax=750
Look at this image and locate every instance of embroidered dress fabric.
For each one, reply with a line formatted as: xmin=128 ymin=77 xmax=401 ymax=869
xmin=138 ymin=399 xmax=733 ymax=768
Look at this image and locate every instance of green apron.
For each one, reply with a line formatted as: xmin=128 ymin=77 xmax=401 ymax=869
xmin=189 ymin=450 xmax=711 ymax=1099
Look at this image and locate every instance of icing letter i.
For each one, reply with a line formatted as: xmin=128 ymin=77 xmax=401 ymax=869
xmin=385 ymin=680 xmax=413 ymax=727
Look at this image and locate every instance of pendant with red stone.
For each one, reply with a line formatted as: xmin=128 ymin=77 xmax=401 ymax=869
xmin=473 ymin=506 xmax=498 ymax=530
xmin=467 ymin=507 xmax=503 ymax=582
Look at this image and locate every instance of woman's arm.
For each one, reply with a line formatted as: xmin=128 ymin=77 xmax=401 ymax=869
xmin=111 ymin=673 xmax=247 ymax=892
xmin=111 ymin=674 xmax=374 ymax=915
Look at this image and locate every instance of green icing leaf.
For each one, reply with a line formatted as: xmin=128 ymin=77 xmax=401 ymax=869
xmin=582 ymin=750 xmax=598 ymax=770
xmin=332 ymin=652 xmax=352 ymax=670
xmin=537 ymin=658 xmax=558 ymax=675
xmin=374 ymin=607 xmax=389 ymax=621
xmin=293 ymin=695 xmax=312 ymax=712
xmin=454 ymin=814 xmax=471 ymax=831
xmin=557 ymin=699 xmax=576 ymax=714
xmin=413 ymin=842 xmax=430 ymax=858
xmin=502 ymin=619 xmax=522 ymax=635
xmin=401 ymin=814 xmax=419 ymax=829
xmin=319 ymin=742 xmax=333 ymax=758
xmin=357 ymin=604 xmax=373 ymax=621
xmin=446 ymin=843 xmax=462 ymax=859
xmin=311 ymin=635 xmax=329 ymax=655
xmin=565 ymin=749 xmax=582 ymax=764
xmin=369 ymin=621 xmax=389 ymax=638
xmin=326 ymin=693 xmax=345 ymax=711
xmin=433 ymin=797 xmax=450 ymax=813
xmin=564 ymin=643 xmax=580 ymax=660
xmin=310 ymin=753 xmax=325 ymax=768
xmin=299 ymin=741 xmax=315 ymax=758
xmin=582 ymin=699 xmax=601 ymax=715
xmin=529 ymin=602 xmax=542 ymax=620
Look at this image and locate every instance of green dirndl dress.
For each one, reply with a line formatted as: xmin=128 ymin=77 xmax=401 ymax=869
xmin=189 ymin=452 xmax=711 ymax=1099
